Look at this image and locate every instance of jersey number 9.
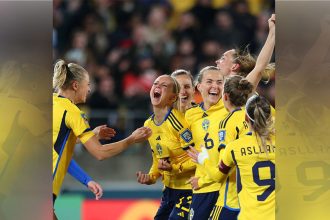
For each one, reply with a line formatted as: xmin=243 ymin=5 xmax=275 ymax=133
xmin=252 ymin=161 xmax=275 ymax=201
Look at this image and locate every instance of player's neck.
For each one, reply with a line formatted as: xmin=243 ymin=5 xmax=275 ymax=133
xmin=227 ymin=104 xmax=237 ymax=113
xmin=58 ymin=90 xmax=76 ymax=104
xmin=153 ymin=106 xmax=171 ymax=124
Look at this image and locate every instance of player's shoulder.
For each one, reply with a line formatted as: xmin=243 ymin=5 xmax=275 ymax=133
xmin=229 ymin=131 xmax=253 ymax=146
xmin=54 ymin=94 xmax=81 ymax=114
xmin=219 ymin=108 xmax=242 ymax=129
xmin=144 ymin=114 xmax=154 ymax=126
xmin=166 ymin=108 xmax=185 ymax=132
xmin=185 ymin=103 xmax=202 ymax=118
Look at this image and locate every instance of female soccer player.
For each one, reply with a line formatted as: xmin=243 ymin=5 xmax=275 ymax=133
xmin=170 ymin=69 xmax=196 ymax=113
xmin=52 ymin=60 xmax=151 ymax=220
xmin=191 ymin=95 xmax=275 ymax=220
xmin=136 ymin=74 xmax=195 ymax=220
xmin=215 ymin=14 xmax=275 ymax=90
xmin=185 ymin=66 xmax=228 ymax=220
xmin=188 ymin=75 xmax=253 ymax=220
xmin=186 ymin=14 xmax=275 ymax=220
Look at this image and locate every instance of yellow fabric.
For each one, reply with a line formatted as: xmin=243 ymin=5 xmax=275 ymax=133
xmin=222 ymin=133 xmax=275 ymax=220
xmin=52 ymin=94 xmax=94 ymax=196
xmin=144 ymin=108 xmax=195 ymax=190
xmin=185 ymin=99 xmax=228 ymax=193
xmin=204 ymin=108 xmax=248 ymax=210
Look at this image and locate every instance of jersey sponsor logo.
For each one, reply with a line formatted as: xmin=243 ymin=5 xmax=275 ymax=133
xmin=219 ymin=130 xmax=226 ymax=142
xmin=181 ymin=129 xmax=192 ymax=143
xmin=156 ymin=143 xmax=162 ymax=156
xmin=202 ymin=119 xmax=210 ymax=131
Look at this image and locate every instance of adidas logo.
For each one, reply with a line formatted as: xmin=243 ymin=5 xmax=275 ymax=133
xmin=202 ymin=112 xmax=208 ymax=118
xmin=156 ymin=136 xmax=161 ymax=140
xmin=178 ymin=211 xmax=185 ymax=217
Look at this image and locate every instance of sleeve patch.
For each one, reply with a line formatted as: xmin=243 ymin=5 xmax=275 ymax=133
xmin=81 ymin=113 xmax=89 ymax=125
xmin=181 ymin=129 xmax=192 ymax=143
xmin=219 ymin=130 xmax=226 ymax=142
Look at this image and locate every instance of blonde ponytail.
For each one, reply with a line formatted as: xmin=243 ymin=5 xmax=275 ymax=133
xmin=53 ymin=59 xmax=88 ymax=91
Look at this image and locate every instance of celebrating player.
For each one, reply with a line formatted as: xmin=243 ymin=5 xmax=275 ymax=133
xmin=136 ymin=75 xmax=195 ymax=220
xmin=52 ymin=60 xmax=151 ymax=220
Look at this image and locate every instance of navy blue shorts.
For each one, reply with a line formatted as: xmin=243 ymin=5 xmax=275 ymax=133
xmin=155 ymin=187 xmax=192 ymax=220
xmin=209 ymin=205 xmax=240 ymax=220
xmin=189 ymin=191 xmax=219 ymax=220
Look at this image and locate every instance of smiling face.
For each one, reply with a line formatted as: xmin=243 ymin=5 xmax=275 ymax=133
xmin=150 ymin=75 xmax=177 ymax=107
xmin=215 ymin=49 xmax=236 ymax=76
xmin=197 ymin=69 xmax=223 ymax=108
xmin=174 ymin=74 xmax=194 ymax=110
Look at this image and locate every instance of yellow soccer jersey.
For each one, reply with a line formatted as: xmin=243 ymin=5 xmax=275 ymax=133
xmin=185 ymin=99 xmax=228 ymax=193
xmin=204 ymin=108 xmax=248 ymax=210
xmin=220 ymin=132 xmax=275 ymax=220
xmin=144 ymin=108 xmax=195 ymax=189
xmin=52 ymin=94 xmax=95 ymax=196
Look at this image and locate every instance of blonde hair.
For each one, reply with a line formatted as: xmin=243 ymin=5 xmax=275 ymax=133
xmin=169 ymin=75 xmax=180 ymax=110
xmin=232 ymin=47 xmax=256 ymax=77
xmin=53 ymin=59 xmax=88 ymax=91
xmin=196 ymin=66 xmax=221 ymax=85
xmin=246 ymin=95 xmax=274 ymax=154
xmin=170 ymin=69 xmax=194 ymax=87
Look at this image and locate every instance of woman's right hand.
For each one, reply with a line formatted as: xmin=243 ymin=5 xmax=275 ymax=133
xmin=129 ymin=127 xmax=152 ymax=144
xmin=136 ymin=171 xmax=154 ymax=185
xmin=268 ymin=14 xmax=275 ymax=32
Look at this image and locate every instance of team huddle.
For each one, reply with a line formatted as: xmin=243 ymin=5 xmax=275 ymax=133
xmin=52 ymin=13 xmax=275 ymax=220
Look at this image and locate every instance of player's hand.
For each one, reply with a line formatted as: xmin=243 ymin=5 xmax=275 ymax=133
xmin=187 ymin=177 xmax=200 ymax=190
xmin=187 ymin=146 xmax=199 ymax=163
xmin=87 ymin=180 xmax=103 ymax=200
xmin=268 ymin=14 xmax=275 ymax=32
xmin=136 ymin=171 xmax=154 ymax=185
xmin=129 ymin=127 xmax=152 ymax=144
xmin=158 ymin=158 xmax=172 ymax=171
xmin=93 ymin=125 xmax=116 ymax=140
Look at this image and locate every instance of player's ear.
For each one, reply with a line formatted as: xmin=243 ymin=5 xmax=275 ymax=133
xmin=231 ymin=63 xmax=240 ymax=71
xmin=72 ymin=80 xmax=79 ymax=91
xmin=223 ymin=93 xmax=228 ymax=101
xmin=196 ymin=83 xmax=202 ymax=93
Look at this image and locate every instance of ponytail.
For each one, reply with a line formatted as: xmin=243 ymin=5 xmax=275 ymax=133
xmin=246 ymin=95 xmax=274 ymax=154
xmin=53 ymin=59 xmax=88 ymax=91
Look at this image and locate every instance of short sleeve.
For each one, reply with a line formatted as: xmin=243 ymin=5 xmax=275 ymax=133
xmin=221 ymin=143 xmax=235 ymax=168
xmin=178 ymin=118 xmax=194 ymax=149
xmin=66 ymin=111 xmax=94 ymax=143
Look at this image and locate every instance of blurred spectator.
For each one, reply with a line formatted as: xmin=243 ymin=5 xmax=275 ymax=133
xmin=54 ymin=0 xmax=275 ymax=110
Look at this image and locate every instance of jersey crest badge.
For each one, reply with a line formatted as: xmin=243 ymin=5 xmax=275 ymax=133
xmin=156 ymin=143 xmax=162 ymax=156
xmin=181 ymin=129 xmax=192 ymax=143
xmin=202 ymin=119 xmax=210 ymax=131
xmin=219 ymin=130 xmax=226 ymax=142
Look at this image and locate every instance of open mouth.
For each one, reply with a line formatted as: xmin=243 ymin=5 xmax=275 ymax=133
xmin=154 ymin=91 xmax=161 ymax=98
xmin=180 ymin=95 xmax=188 ymax=101
xmin=209 ymin=91 xmax=218 ymax=97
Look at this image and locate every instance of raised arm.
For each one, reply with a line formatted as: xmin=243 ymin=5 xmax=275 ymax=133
xmin=246 ymin=14 xmax=275 ymax=91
